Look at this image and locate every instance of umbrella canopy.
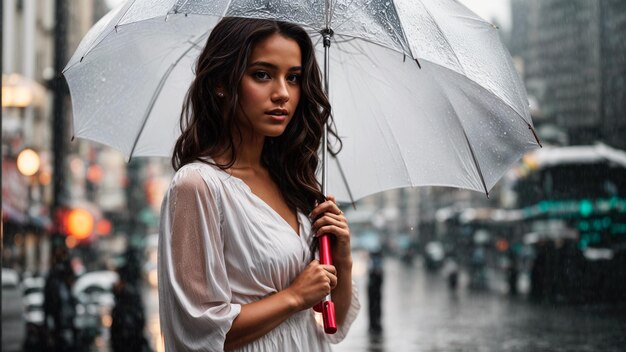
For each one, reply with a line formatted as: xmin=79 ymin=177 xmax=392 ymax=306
xmin=64 ymin=0 xmax=540 ymax=202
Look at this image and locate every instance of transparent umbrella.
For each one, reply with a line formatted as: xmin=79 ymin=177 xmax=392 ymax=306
xmin=64 ymin=0 xmax=541 ymax=204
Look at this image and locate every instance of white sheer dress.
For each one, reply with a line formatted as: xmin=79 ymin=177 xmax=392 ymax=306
xmin=158 ymin=161 xmax=360 ymax=352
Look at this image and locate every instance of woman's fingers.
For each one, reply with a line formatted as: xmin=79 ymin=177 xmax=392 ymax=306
xmin=317 ymin=264 xmax=338 ymax=294
xmin=309 ymin=195 xmax=343 ymax=220
xmin=315 ymin=225 xmax=349 ymax=238
xmin=320 ymin=264 xmax=337 ymax=276
xmin=313 ymin=214 xmax=347 ymax=232
xmin=319 ymin=264 xmax=337 ymax=292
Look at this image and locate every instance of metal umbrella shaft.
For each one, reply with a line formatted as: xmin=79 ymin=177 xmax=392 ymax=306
xmin=314 ymin=27 xmax=338 ymax=335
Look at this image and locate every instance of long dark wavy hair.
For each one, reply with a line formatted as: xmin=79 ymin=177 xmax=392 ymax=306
xmin=172 ymin=17 xmax=340 ymax=215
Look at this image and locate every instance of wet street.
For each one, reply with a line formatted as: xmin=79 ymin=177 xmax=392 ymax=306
xmin=137 ymin=253 xmax=626 ymax=352
xmin=336 ymin=253 xmax=626 ymax=352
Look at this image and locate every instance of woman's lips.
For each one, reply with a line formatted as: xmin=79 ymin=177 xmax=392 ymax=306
xmin=266 ymin=109 xmax=288 ymax=122
xmin=266 ymin=113 xmax=287 ymax=122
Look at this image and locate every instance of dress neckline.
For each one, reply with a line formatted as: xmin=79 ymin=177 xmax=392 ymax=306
xmin=199 ymin=159 xmax=302 ymax=237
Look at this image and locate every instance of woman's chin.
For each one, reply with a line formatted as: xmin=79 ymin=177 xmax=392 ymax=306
xmin=264 ymin=126 xmax=288 ymax=138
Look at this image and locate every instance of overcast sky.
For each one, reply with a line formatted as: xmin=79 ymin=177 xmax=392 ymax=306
xmin=105 ymin=0 xmax=512 ymax=30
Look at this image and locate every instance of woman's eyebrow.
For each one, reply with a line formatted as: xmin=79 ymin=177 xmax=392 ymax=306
xmin=249 ymin=61 xmax=302 ymax=71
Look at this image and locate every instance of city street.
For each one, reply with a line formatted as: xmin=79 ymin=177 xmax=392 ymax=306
xmin=137 ymin=252 xmax=626 ymax=352
xmin=341 ymin=255 xmax=626 ymax=352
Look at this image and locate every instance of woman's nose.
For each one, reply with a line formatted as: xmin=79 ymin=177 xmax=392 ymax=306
xmin=271 ymin=79 xmax=290 ymax=103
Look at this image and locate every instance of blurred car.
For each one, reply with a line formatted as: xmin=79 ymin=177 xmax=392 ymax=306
xmin=22 ymin=276 xmax=45 ymax=297
xmin=73 ymin=270 xmax=119 ymax=309
xmin=23 ymin=290 xmax=45 ymax=326
xmin=21 ymin=276 xmax=46 ymax=327
xmin=2 ymin=268 xmax=25 ymax=351
xmin=73 ymin=270 xmax=119 ymax=346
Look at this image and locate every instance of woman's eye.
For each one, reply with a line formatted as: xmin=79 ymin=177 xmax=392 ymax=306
xmin=253 ymin=71 xmax=270 ymax=80
xmin=287 ymin=74 xmax=301 ymax=83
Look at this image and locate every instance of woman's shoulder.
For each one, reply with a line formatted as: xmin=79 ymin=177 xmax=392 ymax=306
xmin=170 ymin=161 xmax=225 ymax=193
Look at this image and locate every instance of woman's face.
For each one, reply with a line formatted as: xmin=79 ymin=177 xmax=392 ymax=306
xmin=235 ymin=33 xmax=302 ymax=139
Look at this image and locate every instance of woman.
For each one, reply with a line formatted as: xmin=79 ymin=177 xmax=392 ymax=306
xmin=158 ymin=17 xmax=360 ymax=351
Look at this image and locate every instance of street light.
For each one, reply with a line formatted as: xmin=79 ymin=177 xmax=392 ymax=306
xmin=16 ymin=148 xmax=41 ymax=177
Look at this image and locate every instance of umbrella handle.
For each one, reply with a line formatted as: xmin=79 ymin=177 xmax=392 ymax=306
xmin=313 ymin=234 xmax=337 ymax=334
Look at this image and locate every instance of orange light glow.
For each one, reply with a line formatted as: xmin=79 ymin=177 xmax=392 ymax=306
xmin=87 ymin=164 xmax=104 ymax=184
xmin=496 ymin=239 xmax=509 ymax=252
xmin=66 ymin=208 xmax=94 ymax=240
xmin=95 ymin=219 xmax=112 ymax=236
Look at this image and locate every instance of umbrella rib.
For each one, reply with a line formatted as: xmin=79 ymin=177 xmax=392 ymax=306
xmin=461 ymin=129 xmax=489 ymax=197
xmin=389 ymin=0 xmax=415 ymax=58
xmin=419 ymin=4 xmax=465 ymax=75
xmin=426 ymin=65 xmax=489 ymax=195
xmin=330 ymin=153 xmax=357 ymax=209
xmin=128 ymin=62 xmax=176 ymax=161
xmin=64 ymin=0 xmax=137 ymax=73
xmin=327 ymin=0 xmax=357 ymax=30
xmin=424 ymin=59 xmax=542 ymax=148
xmin=115 ymin=0 xmax=137 ymax=26
xmin=509 ymin=106 xmax=543 ymax=147
xmin=221 ymin=0 xmax=234 ymax=17
xmin=128 ymin=32 xmax=209 ymax=160
xmin=174 ymin=0 xmax=191 ymax=12
xmin=333 ymin=33 xmax=411 ymax=57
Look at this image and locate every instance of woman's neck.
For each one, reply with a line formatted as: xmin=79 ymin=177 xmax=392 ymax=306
xmin=215 ymin=129 xmax=265 ymax=170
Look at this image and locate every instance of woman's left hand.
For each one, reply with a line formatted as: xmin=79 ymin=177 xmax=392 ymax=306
xmin=310 ymin=195 xmax=352 ymax=267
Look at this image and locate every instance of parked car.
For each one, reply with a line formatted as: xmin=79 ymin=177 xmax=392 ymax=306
xmin=21 ymin=276 xmax=46 ymax=327
xmin=23 ymin=290 xmax=45 ymax=326
xmin=2 ymin=268 xmax=25 ymax=351
xmin=22 ymin=276 xmax=45 ymax=297
xmin=73 ymin=270 xmax=119 ymax=309
xmin=73 ymin=270 xmax=119 ymax=347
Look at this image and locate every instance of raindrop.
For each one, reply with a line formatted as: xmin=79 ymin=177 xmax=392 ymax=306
xmin=504 ymin=131 xmax=507 ymax=135
xmin=101 ymin=77 xmax=107 ymax=82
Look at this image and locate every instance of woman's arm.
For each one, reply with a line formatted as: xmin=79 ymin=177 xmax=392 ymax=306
xmin=224 ymin=289 xmax=299 ymax=350
xmin=225 ymin=260 xmax=338 ymax=350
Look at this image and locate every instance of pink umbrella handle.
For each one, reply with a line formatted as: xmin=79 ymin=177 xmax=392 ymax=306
xmin=313 ymin=233 xmax=337 ymax=334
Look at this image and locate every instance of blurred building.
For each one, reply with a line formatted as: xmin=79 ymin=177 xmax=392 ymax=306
xmin=510 ymin=0 xmax=626 ymax=149
xmin=600 ymin=0 xmax=626 ymax=150
xmin=2 ymin=0 xmax=128 ymax=274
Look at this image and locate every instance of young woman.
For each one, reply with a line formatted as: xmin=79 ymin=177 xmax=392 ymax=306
xmin=158 ymin=17 xmax=360 ymax=351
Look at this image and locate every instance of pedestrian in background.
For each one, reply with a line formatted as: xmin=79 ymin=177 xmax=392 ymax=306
xmin=367 ymin=249 xmax=384 ymax=333
xmin=110 ymin=261 xmax=152 ymax=352
xmin=43 ymin=243 xmax=78 ymax=352
xmin=158 ymin=17 xmax=360 ymax=352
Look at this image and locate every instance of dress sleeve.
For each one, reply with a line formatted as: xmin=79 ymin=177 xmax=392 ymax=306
xmin=158 ymin=167 xmax=241 ymax=352
xmin=324 ymin=282 xmax=361 ymax=344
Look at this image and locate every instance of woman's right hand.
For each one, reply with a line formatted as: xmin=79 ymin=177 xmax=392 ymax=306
xmin=285 ymin=260 xmax=337 ymax=310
